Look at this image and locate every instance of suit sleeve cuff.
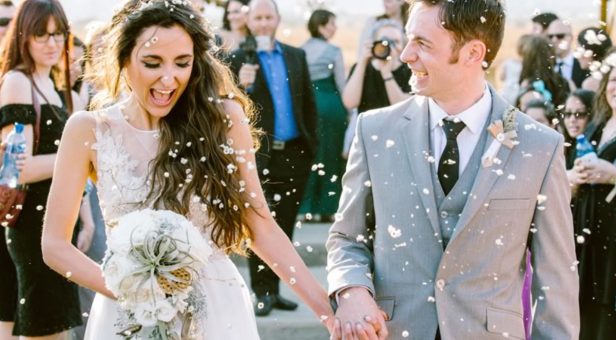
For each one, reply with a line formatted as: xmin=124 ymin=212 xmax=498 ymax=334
xmin=333 ymin=285 xmax=374 ymax=305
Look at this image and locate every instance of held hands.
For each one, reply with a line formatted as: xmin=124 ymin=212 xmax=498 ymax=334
xmin=238 ymin=63 xmax=259 ymax=89
xmin=330 ymin=287 xmax=389 ymax=340
xmin=573 ymin=156 xmax=616 ymax=185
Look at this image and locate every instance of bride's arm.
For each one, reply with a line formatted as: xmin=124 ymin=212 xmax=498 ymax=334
xmin=224 ymin=100 xmax=335 ymax=329
xmin=41 ymin=111 xmax=114 ymax=298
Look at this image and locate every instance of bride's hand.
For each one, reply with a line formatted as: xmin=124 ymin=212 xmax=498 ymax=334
xmin=324 ymin=314 xmax=340 ymax=338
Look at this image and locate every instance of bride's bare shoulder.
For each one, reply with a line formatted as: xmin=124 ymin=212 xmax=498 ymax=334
xmin=62 ymin=110 xmax=101 ymax=144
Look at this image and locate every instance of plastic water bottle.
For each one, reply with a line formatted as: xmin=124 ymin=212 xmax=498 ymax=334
xmin=0 ymin=123 xmax=27 ymax=188
xmin=575 ymin=134 xmax=597 ymax=164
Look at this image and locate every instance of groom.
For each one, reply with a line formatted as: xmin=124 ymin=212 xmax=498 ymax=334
xmin=326 ymin=0 xmax=580 ymax=339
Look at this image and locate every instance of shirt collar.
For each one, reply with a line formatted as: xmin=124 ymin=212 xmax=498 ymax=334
xmin=258 ymin=41 xmax=283 ymax=55
xmin=557 ymin=53 xmax=574 ymax=66
xmin=429 ymin=84 xmax=492 ymax=135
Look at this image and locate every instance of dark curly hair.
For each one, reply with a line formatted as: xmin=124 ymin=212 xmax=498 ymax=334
xmin=90 ymin=0 xmax=261 ymax=254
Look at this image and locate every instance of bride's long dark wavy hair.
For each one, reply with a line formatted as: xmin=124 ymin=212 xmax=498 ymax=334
xmin=90 ymin=0 xmax=260 ymax=254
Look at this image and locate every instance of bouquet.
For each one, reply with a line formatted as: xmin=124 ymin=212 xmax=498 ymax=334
xmin=103 ymin=209 xmax=212 ymax=339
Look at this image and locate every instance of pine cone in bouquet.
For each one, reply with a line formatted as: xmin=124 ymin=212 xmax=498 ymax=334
xmin=157 ymin=267 xmax=193 ymax=295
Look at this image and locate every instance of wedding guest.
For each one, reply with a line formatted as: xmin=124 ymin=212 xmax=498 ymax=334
xmin=217 ymin=0 xmax=249 ymax=52
xmin=81 ymin=21 xmax=108 ymax=106
xmin=498 ymin=34 xmax=531 ymax=105
xmin=0 ymin=0 xmax=82 ymax=338
xmin=569 ymin=55 xmax=616 ymax=340
xmin=0 ymin=1 xmax=16 ymax=339
xmin=519 ymin=35 xmax=570 ymax=108
xmin=515 ymin=86 xmax=545 ymax=112
xmin=356 ymin=0 xmax=409 ymax=58
xmin=530 ymin=12 xmax=558 ymax=36
xmin=342 ymin=19 xmax=411 ymax=162
xmin=0 ymin=0 xmax=14 ymax=43
xmin=563 ymin=89 xmax=595 ymax=170
xmin=525 ymin=98 xmax=556 ymax=128
xmin=547 ymin=19 xmax=588 ymax=88
xmin=343 ymin=19 xmax=411 ymax=120
xmin=299 ymin=9 xmax=348 ymax=222
xmin=576 ymin=27 xmax=613 ymax=91
xmin=69 ymin=35 xmax=89 ymax=106
xmin=577 ymin=27 xmax=613 ymax=71
xmin=345 ymin=19 xmax=411 ymax=110
xmin=229 ymin=0 xmax=319 ymax=317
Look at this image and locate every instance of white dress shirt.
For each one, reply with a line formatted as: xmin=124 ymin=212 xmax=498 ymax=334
xmin=555 ymin=53 xmax=574 ymax=81
xmin=429 ymin=85 xmax=492 ymax=175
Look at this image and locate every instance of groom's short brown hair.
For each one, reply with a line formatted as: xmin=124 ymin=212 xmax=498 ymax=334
xmin=406 ymin=0 xmax=506 ymax=69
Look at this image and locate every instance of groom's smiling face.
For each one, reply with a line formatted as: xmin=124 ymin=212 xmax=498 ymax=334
xmin=400 ymin=3 xmax=465 ymax=102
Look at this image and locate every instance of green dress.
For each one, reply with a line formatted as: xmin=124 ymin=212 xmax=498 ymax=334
xmin=300 ymin=38 xmax=348 ymax=218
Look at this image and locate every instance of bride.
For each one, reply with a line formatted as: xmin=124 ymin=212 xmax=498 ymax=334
xmin=40 ymin=1 xmax=334 ymax=338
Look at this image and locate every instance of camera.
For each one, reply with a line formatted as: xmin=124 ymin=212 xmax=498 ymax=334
xmin=371 ymin=39 xmax=394 ymax=60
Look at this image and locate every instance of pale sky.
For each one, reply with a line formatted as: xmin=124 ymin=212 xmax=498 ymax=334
xmin=59 ymin=0 xmax=604 ymax=30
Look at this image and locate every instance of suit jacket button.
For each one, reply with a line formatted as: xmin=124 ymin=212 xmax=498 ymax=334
xmin=440 ymin=211 xmax=448 ymax=218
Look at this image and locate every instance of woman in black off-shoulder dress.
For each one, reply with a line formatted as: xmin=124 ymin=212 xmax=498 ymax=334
xmin=0 ymin=97 xmax=83 ymax=337
xmin=0 ymin=0 xmax=82 ymax=337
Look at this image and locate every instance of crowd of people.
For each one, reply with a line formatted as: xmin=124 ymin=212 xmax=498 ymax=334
xmin=500 ymin=12 xmax=616 ymax=338
xmin=0 ymin=0 xmax=614 ymax=339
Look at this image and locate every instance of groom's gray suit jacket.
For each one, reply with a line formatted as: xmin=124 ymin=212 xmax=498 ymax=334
xmin=326 ymin=87 xmax=580 ymax=339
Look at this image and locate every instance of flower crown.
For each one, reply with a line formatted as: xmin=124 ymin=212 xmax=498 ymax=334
xmin=138 ymin=0 xmax=193 ymax=11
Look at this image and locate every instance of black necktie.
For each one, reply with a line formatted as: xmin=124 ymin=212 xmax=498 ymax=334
xmin=555 ymin=61 xmax=564 ymax=76
xmin=438 ymin=119 xmax=466 ymax=195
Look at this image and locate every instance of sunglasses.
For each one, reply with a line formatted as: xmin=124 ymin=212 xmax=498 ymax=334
xmin=561 ymin=111 xmax=590 ymax=119
xmin=0 ymin=17 xmax=11 ymax=27
xmin=547 ymin=33 xmax=569 ymax=40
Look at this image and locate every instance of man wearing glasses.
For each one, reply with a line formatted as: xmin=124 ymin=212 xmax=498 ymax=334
xmin=0 ymin=0 xmax=14 ymax=43
xmin=547 ymin=18 xmax=588 ymax=89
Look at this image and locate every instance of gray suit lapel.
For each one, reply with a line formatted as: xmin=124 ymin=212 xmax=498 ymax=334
xmin=450 ymin=87 xmax=515 ymax=243
xmin=400 ymin=96 xmax=440 ymax=235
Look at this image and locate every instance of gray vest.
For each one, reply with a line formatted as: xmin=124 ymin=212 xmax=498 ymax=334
xmin=431 ymin=121 xmax=490 ymax=247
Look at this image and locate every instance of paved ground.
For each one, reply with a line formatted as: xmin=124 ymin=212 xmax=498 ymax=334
xmin=235 ymin=222 xmax=332 ymax=340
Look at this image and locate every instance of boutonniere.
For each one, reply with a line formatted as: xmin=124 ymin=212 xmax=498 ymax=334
xmin=481 ymin=106 xmax=519 ymax=168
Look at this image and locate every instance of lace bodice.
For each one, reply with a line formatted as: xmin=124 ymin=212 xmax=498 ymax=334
xmin=91 ymin=104 xmax=213 ymax=244
xmin=85 ymin=104 xmax=260 ymax=340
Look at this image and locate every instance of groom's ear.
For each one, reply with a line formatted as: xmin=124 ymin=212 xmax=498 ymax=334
xmin=461 ymin=39 xmax=487 ymax=67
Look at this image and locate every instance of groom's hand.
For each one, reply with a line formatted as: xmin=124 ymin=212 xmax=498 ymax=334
xmin=333 ymin=287 xmax=389 ymax=340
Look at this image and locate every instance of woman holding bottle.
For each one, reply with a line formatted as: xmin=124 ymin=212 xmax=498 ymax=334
xmin=0 ymin=1 xmax=84 ymax=338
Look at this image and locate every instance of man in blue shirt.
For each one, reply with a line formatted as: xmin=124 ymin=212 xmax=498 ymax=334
xmin=229 ymin=0 xmax=318 ymax=317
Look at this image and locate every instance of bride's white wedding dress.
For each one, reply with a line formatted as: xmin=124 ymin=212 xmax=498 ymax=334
xmin=84 ymin=103 xmax=260 ymax=339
